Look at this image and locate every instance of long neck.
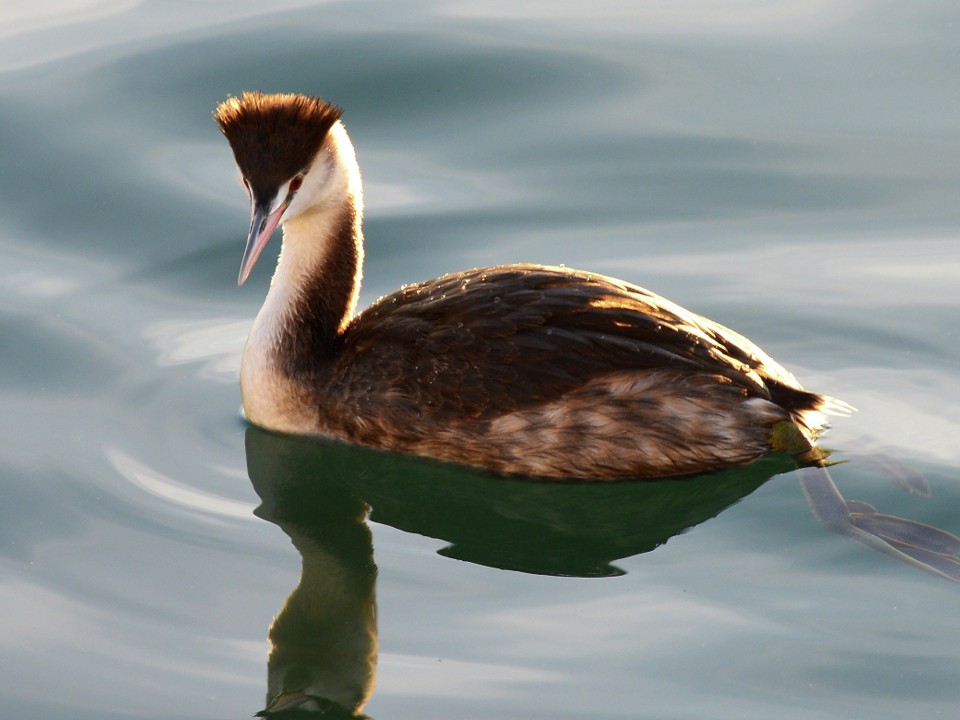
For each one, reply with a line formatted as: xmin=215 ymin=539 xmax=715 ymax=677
xmin=246 ymin=124 xmax=364 ymax=379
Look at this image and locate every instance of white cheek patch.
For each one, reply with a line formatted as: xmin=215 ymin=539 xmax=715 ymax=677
xmin=283 ymin=122 xmax=359 ymax=221
xmin=287 ymin=159 xmax=333 ymax=218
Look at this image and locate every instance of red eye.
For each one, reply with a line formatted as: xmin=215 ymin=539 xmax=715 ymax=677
xmin=289 ymin=175 xmax=303 ymax=194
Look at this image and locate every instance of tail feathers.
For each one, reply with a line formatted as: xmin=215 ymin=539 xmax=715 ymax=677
xmin=768 ymin=383 xmax=855 ymax=441
xmin=760 ymin=385 xmax=853 ymax=464
xmin=818 ymin=394 xmax=856 ymax=417
xmin=799 ymin=393 xmax=855 ymax=438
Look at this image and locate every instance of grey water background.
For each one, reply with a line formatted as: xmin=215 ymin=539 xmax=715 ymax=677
xmin=2 ymin=1 xmax=959 ymax=718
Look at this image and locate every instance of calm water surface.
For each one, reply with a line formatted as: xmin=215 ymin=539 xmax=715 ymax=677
xmin=2 ymin=2 xmax=959 ymax=718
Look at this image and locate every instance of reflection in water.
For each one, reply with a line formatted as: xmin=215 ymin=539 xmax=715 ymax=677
xmin=245 ymin=426 xmax=960 ymax=715
xmin=249 ymin=438 xmax=378 ymax=718
xmin=245 ymin=427 xmax=790 ymax=716
xmin=247 ymin=426 xmax=794 ymax=579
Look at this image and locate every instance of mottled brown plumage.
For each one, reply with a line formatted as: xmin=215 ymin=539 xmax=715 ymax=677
xmin=304 ymin=263 xmax=827 ymax=477
xmin=216 ymin=91 xmax=844 ymax=479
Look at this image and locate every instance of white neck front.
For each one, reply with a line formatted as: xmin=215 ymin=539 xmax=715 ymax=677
xmin=240 ymin=122 xmax=365 ymax=429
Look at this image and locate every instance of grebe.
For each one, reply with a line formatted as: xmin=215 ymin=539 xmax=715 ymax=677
xmin=214 ymin=91 xmax=845 ymax=479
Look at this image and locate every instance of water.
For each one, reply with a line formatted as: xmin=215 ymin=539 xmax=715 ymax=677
xmin=2 ymin=2 xmax=959 ymax=718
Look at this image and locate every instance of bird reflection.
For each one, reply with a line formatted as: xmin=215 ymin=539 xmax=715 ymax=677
xmin=245 ymin=427 xmax=793 ymax=716
xmin=249 ymin=434 xmax=378 ymax=718
xmin=246 ymin=426 xmax=795 ymax=580
xmin=245 ymin=426 xmax=960 ymax=715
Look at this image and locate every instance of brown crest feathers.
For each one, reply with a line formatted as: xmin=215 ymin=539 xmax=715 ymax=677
xmin=213 ymin=92 xmax=343 ymax=201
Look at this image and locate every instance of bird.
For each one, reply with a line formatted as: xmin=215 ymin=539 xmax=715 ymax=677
xmin=215 ymin=92 xmax=960 ymax=582
xmin=213 ymin=91 xmax=849 ymax=480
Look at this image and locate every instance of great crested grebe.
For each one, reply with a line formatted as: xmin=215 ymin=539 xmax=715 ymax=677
xmin=214 ymin=91 xmax=845 ymax=479
xmin=218 ymin=92 xmax=960 ymax=581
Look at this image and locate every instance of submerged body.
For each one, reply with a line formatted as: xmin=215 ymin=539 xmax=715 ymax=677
xmin=216 ymin=92 xmax=839 ymax=479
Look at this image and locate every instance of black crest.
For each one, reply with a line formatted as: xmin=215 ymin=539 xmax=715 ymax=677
xmin=213 ymin=92 xmax=343 ymax=202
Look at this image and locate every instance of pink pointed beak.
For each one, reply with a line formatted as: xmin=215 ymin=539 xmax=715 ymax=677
xmin=238 ymin=200 xmax=289 ymax=286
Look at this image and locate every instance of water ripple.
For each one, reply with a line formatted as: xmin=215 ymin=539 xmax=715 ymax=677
xmin=108 ymin=448 xmax=256 ymax=522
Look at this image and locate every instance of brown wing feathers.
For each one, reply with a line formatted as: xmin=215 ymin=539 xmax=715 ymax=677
xmin=328 ymin=265 xmax=812 ymax=425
